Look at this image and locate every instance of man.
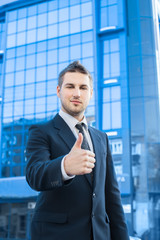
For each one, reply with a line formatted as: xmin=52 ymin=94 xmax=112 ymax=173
xmin=26 ymin=61 xmax=129 ymax=240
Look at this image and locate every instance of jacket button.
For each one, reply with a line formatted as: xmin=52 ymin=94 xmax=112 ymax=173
xmin=93 ymin=193 xmax=96 ymax=198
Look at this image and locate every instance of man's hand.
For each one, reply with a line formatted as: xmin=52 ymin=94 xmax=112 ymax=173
xmin=64 ymin=133 xmax=96 ymax=176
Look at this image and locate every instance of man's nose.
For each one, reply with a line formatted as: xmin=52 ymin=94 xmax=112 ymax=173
xmin=73 ymin=88 xmax=80 ymax=97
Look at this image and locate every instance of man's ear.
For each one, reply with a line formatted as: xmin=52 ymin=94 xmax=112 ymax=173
xmin=90 ymin=88 xmax=93 ymax=99
xmin=57 ymin=85 xmax=60 ymax=98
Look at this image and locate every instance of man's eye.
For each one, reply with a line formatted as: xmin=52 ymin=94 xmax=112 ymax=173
xmin=81 ymin=87 xmax=87 ymax=90
xmin=67 ymin=86 xmax=73 ymax=88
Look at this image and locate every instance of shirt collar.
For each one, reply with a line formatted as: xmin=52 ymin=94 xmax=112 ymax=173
xmin=59 ymin=109 xmax=88 ymax=130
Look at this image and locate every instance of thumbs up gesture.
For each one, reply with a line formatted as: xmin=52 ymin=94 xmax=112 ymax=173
xmin=64 ymin=133 xmax=96 ymax=176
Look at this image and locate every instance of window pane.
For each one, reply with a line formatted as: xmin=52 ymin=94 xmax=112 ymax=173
xmin=103 ymin=103 xmax=110 ymax=130
xmin=47 ymin=65 xmax=57 ymax=79
xmin=16 ymin=46 xmax=25 ymax=57
xmin=70 ymin=5 xmax=80 ymax=19
xmin=37 ymin=27 xmax=47 ymax=41
xmin=17 ymin=18 xmax=26 ymax=32
xmin=81 ymin=2 xmax=92 ymax=16
xmin=48 ymin=24 xmax=58 ymax=39
xmin=27 ymin=16 xmax=36 ymax=30
xmin=48 ymin=50 xmax=57 ymax=64
xmin=16 ymin=57 xmax=25 ymax=71
xmin=47 ymin=80 xmax=57 ymax=95
xmin=27 ymin=29 xmax=36 ymax=44
xmin=5 ymin=73 xmax=14 ymax=87
xmin=14 ymin=101 xmax=23 ymax=116
xmin=4 ymin=87 xmax=13 ymax=102
xmin=111 ymin=52 xmax=120 ymax=77
xmin=110 ymin=38 xmax=119 ymax=52
xmin=6 ymin=48 xmax=16 ymax=59
xmin=7 ymin=34 xmax=16 ymax=48
xmin=111 ymin=86 xmax=120 ymax=101
xmin=15 ymin=71 xmax=25 ymax=85
xmin=109 ymin=5 xmax=117 ymax=26
xmin=70 ymin=19 xmax=80 ymax=34
xmin=17 ymin=32 xmax=26 ymax=46
xmin=47 ymin=95 xmax=57 ymax=111
xmin=38 ymin=13 xmax=47 ymax=27
xmin=70 ymin=33 xmax=80 ymax=45
xmin=27 ymin=43 xmax=36 ymax=54
xmin=7 ymin=21 xmax=16 ymax=34
xmin=59 ymin=22 xmax=69 ymax=36
xmin=111 ymin=101 xmax=121 ymax=128
xmin=15 ymin=86 xmax=24 ymax=100
xmin=59 ymin=36 xmax=69 ymax=48
xmin=82 ymin=42 xmax=93 ymax=57
xmin=3 ymin=103 xmax=13 ymax=117
xmin=70 ymin=45 xmax=81 ymax=60
xmin=103 ymin=54 xmax=110 ymax=78
xmin=103 ymin=88 xmax=110 ymax=102
xmin=6 ymin=59 xmax=15 ymax=73
xmin=38 ymin=2 xmax=47 ymax=14
xmin=36 ymin=97 xmax=45 ymax=113
xmin=36 ymin=67 xmax=46 ymax=82
xmin=59 ymin=8 xmax=69 ymax=22
xmin=82 ymin=16 xmax=92 ymax=31
xmin=25 ymin=99 xmax=34 ymax=114
xmin=59 ymin=47 xmax=69 ymax=62
xmin=37 ymin=41 xmax=47 ymax=52
xmin=37 ymin=52 xmax=46 ymax=67
xmin=26 ymin=69 xmax=35 ymax=84
xmin=36 ymin=82 xmax=46 ymax=97
xmin=48 ymin=11 xmax=58 ymax=24
xmin=8 ymin=10 xmax=17 ymax=22
xmin=28 ymin=5 xmax=37 ymax=16
xmin=26 ymin=54 xmax=36 ymax=69
xmin=82 ymin=31 xmax=93 ymax=43
xmin=25 ymin=84 xmax=35 ymax=99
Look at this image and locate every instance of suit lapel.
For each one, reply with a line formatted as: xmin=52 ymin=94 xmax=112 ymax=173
xmin=88 ymin=127 xmax=102 ymax=189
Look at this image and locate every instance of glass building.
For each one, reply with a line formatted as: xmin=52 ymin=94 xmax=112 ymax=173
xmin=0 ymin=0 xmax=160 ymax=239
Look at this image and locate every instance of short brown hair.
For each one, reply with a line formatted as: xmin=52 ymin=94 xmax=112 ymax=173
xmin=58 ymin=61 xmax=93 ymax=87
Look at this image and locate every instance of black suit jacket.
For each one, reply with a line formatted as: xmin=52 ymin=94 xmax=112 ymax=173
xmin=26 ymin=114 xmax=129 ymax=240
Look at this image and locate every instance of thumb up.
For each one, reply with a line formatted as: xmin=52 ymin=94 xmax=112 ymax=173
xmin=73 ymin=133 xmax=83 ymax=149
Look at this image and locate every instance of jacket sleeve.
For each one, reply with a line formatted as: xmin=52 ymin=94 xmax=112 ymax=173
xmin=26 ymin=125 xmax=72 ymax=191
xmin=105 ymin=135 xmax=130 ymax=240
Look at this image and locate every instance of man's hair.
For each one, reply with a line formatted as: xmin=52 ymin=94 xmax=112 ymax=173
xmin=58 ymin=61 xmax=93 ymax=87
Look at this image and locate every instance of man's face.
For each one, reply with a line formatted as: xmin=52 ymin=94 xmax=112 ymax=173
xmin=57 ymin=72 xmax=93 ymax=121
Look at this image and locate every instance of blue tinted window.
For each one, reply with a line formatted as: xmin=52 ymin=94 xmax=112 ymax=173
xmin=5 ymin=73 xmax=14 ymax=87
xmin=14 ymin=101 xmax=23 ymax=116
xmin=47 ymin=80 xmax=57 ymax=95
xmin=6 ymin=49 xmax=16 ymax=59
xmin=59 ymin=36 xmax=69 ymax=47
xmin=18 ymin=7 xmax=27 ymax=19
xmin=27 ymin=16 xmax=36 ymax=30
xmin=25 ymin=99 xmax=34 ymax=114
xmin=26 ymin=54 xmax=36 ymax=69
xmin=101 ymin=8 xmax=107 ymax=29
xmin=36 ymin=67 xmax=46 ymax=82
xmin=15 ymin=86 xmax=24 ymax=100
xmin=111 ymin=52 xmax=119 ymax=76
xmin=104 ymin=41 xmax=109 ymax=53
xmin=26 ymin=69 xmax=35 ymax=83
xmin=82 ymin=31 xmax=93 ymax=42
xmin=82 ymin=16 xmax=92 ymax=31
xmin=8 ymin=10 xmax=17 ymax=22
xmin=48 ymin=11 xmax=58 ymax=25
xmin=70 ymin=45 xmax=81 ymax=60
xmin=16 ymin=57 xmax=25 ymax=71
xmin=6 ymin=59 xmax=15 ymax=73
xmin=82 ymin=57 xmax=94 ymax=72
xmin=36 ymin=82 xmax=46 ymax=97
xmin=7 ymin=34 xmax=16 ymax=48
xmin=111 ymin=102 xmax=121 ymax=128
xmin=101 ymin=0 xmax=107 ymax=7
xmin=59 ymin=0 xmax=69 ymax=8
xmin=37 ymin=41 xmax=47 ymax=52
xmin=48 ymin=50 xmax=57 ymax=64
xmin=70 ymin=5 xmax=80 ymax=19
xmin=82 ymin=42 xmax=93 ymax=57
xmin=38 ymin=13 xmax=47 ymax=27
xmin=48 ymin=24 xmax=58 ymax=39
xmin=4 ymin=87 xmax=13 ymax=102
xmin=48 ymin=39 xmax=58 ymax=50
xmin=27 ymin=43 xmax=36 ymax=54
xmin=70 ymin=19 xmax=80 ymax=34
xmin=110 ymin=38 xmax=119 ymax=52
xmin=103 ymin=88 xmax=110 ymax=102
xmin=70 ymin=0 xmax=80 ymax=5
xmin=17 ymin=32 xmax=26 ymax=46
xmin=47 ymin=64 xmax=57 ymax=79
xmin=16 ymin=46 xmax=25 ymax=57
xmin=82 ymin=2 xmax=92 ymax=16
xmin=59 ymin=22 xmax=69 ymax=36
xmin=7 ymin=21 xmax=16 ymax=34
xmin=25 ymin=83 xmax=35 ymax=99
xmin=15 ymin=71 xmax=25 ymax=85
xmin=38 ymin=2 xmax=47 ymax=14
xmin=37 ymin=52 xmax=46 ymax=67
xmin=48 ymin=0 xmax=58 ymax=11
xmin=59 ymin=47 xmax=69 ymax=62
xmin=109 ymin=5 xmax=117 ymax=26
xmin=59 ymin=8 xmax=69 ymax=22
xmin=3 ymin=103 xmax=13 ymax=117
xmin=28 ymin=5 xmax=37 ymax=16
xmin=111 ymin=86 xmax=120 ymax=100
xmin=70 ymin=33 xmax=81 ymax=45
xmin=27 ymin=29 xmax=36 ymax=44
xmin=109 ymin=0 xmax=118 ymax=5
xmin=103 ymin=54 xmax=109 ymax=78
xmin=37 ymin=27 xmax=47 ymax=41
xmin=17 ymin=18 xmax=26 ymax=32
xmin=103 ymin=103 xmax=111 ymax=129
xmin=47 ymin=95 xmax=57 ymax=111
xmin=36 ymin=97 xmax=45 ymax=113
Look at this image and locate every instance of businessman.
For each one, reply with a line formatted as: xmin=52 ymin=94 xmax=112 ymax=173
xmin=26 ymin=61 xmax=129 ymax=240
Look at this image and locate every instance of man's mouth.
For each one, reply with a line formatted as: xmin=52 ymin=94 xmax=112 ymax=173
xmin=70 ymin=100 xmax=82 ymax=104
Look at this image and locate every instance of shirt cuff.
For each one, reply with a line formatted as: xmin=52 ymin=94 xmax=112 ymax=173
xmin=61 ymin=155 xmax=75 ymax=181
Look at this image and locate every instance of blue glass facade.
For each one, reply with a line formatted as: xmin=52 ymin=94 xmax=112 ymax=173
xmin=0 ymin=0 xmax=159 ymax=239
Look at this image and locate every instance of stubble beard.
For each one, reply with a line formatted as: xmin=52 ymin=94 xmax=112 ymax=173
xmin=61 ymin=101 xmax=85 ymax=118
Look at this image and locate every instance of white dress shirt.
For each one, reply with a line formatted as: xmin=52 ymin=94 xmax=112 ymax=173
xmin=59 ymin=109 xmax=94 ymax=181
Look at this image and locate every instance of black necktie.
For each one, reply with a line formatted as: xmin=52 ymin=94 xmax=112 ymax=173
xmin=75 ymin=123 xmax=90 ymax=150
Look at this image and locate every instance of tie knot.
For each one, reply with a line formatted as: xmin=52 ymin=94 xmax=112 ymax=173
xmin=75 ymin=123 xmax=86 ymax=132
